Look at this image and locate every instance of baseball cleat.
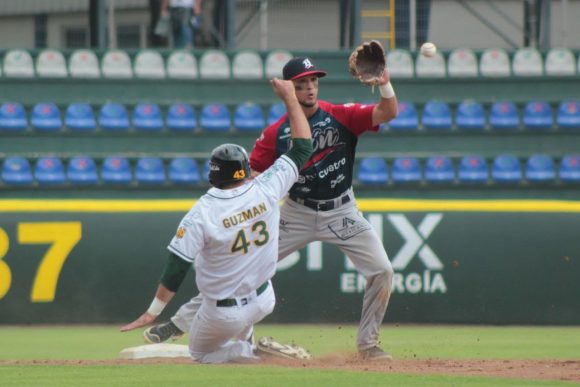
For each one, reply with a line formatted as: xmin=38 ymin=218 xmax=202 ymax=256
xmin=358 ymin=346 xmax=393 ymax=361
xmin=143 ymin=321 xmax=184 ymax=344
xmin=256 ymin=336 xmax=312 ymax=360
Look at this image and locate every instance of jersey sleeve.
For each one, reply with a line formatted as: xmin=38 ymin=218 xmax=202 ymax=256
xmin=332 ymin=102 xmax=379 ymax=136
xmin=167 ymin=205 xmax=204 ymax=263
xmin=249 ymin=122 xmax=281 ymax=173
xmin=255 ymin=155 xmax=299 ymax=201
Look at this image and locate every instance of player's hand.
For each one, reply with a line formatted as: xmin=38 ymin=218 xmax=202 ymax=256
xmin=378 ymin=68 xmax=390 ymax=85
xmin=120 ymin=312 xmax=156 ymax=332
xmin=270 ymin=78 xmax=296 ymax=102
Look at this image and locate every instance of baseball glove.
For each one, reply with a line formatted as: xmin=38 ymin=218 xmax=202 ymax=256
xmin=348 ymin=40 xmax=386 ymax=86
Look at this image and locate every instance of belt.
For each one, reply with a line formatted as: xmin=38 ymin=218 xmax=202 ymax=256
xmin=289 ymin=192 xmax=351 ymax=212
xmin=216 ymin=281 xmax=269 ymax=307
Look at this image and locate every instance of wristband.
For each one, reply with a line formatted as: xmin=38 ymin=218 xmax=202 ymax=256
xmin=379 ymin=82 xmax=395 ymax=99
xmin=147 ymin=297 xmax=167 ymax=316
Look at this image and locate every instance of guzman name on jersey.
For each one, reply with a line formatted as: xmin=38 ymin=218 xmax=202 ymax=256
xmin=222 ymin=202 xmax=268 ymax=228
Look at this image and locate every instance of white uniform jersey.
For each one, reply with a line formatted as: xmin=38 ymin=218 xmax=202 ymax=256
xmin=168 ymin=155 xmax=298 ymax=300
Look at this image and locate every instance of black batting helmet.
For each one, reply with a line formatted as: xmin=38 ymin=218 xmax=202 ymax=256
xmin=208 ymin=144 xmax=251 ymax=188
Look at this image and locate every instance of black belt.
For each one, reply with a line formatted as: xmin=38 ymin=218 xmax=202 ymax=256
xmin=216 ymin=281 xmax=269 ymax=307
xmin=289 ymin=193 xmax=351 ymax=212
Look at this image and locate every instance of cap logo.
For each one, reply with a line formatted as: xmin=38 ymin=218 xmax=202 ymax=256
xmin=302 ymin=58 xmax=313 ymax=69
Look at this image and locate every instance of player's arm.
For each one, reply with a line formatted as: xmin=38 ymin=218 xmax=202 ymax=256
xmin=371 ymin=69 xmax=398 ymax=127
xmin=270 ymin=78 xmax=313 ymax=170
xmin=120 ymin=253 xmax=191 ymax=332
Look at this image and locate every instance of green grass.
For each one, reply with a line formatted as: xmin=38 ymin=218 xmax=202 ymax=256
xmin=0 ymin=324 xmax=578 ymax=387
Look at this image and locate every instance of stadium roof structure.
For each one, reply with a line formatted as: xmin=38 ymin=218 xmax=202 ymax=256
xmin=0 ymin=0 xmax=146 ymax=15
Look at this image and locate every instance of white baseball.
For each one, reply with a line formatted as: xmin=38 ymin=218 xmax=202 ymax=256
xmin=420 ymin=42 xmax=437 ymax=58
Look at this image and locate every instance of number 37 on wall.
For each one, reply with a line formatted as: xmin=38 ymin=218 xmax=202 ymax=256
xmin=0 ymin=222 xmax=81 ymax=303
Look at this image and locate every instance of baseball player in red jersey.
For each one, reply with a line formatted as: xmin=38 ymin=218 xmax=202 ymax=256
xmin=142 ymin=56 xmax=399 ymax=361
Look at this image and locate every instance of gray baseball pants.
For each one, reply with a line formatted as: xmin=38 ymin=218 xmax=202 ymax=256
xmin=172 ymin=190 xmax=393 ymax=351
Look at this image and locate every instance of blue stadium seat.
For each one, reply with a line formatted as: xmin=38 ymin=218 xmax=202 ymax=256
xmin=489 ymin=101 xmax=519 ymax=130
xmin=492 ymin=155 xmax=522 ymax=183
xmin=1 ymin=157 xmax=33 ymax=185
xmin=556 ymin=100 xmax=580 ymax=130
xmin=135 ymin=157 xmax=166 ymax=184
xmin=167 ymin=103 xmax=196 ymax=132
xmin=523 ymin=101 xmax=553 ymax=130
xmin=133 ymin=103 xmax=164 ymax=132
xmin=357 ymin=157 xmax=388 ymax=185
xmin=169 ymin=158 xmax=200 ymax=185
xmin=203 ymin=159 xmax=210 ymax=182
xmin=422 ymin=101 xmax=452 ymax=130
xmin=98 ymin=103 xmax=130 ymax=131
xmin=268 ymin=102 xmax=286 ymax=125
xmin=525 ymin=154 xmax=555 ymax=183
xmin=67 ymin=156 xmax=98 ymax=185
xmin=425 ymin=156 xmax=455 ymax=183
xmin=200 ymin=103 xmax=231 ymax=132
xmin=31 ymin=102 xmax=62 ymax=132
xmin=101 ymin=156 xmax=132 ymax=184
xmin=65 ymin=103 xmax=96 ymax=132
xmin=458 ymin=155 xmax=488 ymax=184
xmin=234 ymin=102 xmax=265 ymax=132
xmin=34 ymin=157 xmax=66 ymax=185
xmin=387 ymin=101 xmax=418 ymax=131
xmin=456 ymin=100 xmax=485 ymax=130
xmin=0 ymin=102 xmax=28 ymax=132
xmin=559 ymin=154 xmax=580 ymax=182
xmin=391 ymin=157 xmax=421 ymax=183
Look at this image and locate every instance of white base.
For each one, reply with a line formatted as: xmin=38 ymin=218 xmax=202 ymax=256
xmin=119 ymin=343 xmax=191 ymax=360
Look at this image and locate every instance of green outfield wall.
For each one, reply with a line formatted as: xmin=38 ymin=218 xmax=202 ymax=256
xmin=0 ymin=197 xmax=578 ymax=325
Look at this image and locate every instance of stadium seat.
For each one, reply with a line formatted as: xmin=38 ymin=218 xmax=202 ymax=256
xmin=387 ymin=101 xmax=418 ymax=131
xmin=425 ymin=156 xmax=455 ymax=183
xmin=134 ymin=50 xmax=166 ymax=78
xmin=1 ymin=157 xmax=33 ymax=185
xmin=522 ymin=101 xmax=553 ymax=130
xmin=34 ymin=157 xmax=66 ymax=185
xmin=559 ymin=154 xmax=580 ymax=182
xmin=480 ymin=48 xmax=511 ymax=77
xmin=545 ymin=48 xmax=576 ymax=76
xmin=456 ymin=100 xmax=485 ymax=130
xmin=101 ymin=156 xmax=132 ymax=184
xmin=525 ymin=154 xmax=555 ymax=183
xmin=415 ymin=51 xmax=446 ymax=77
xmin=101 ymin=49 xmax=133 ymax=78
xmin=3 ymin=49 xmax=35 ymax=77
xmin=447 ymin=48 xmax=478 ymax=77
xmin=268 ymin=102 xmax=286 ymax=124
xmin=169 ymin=158 xmax=200 ymax=185
xmin=458 ymin=155 xmax=488 ymax=184
xmin=132 ymin=103 xmax=164 ymax=132
xmin=167 ymin=103 xmax=196 ymax=132
xmin=391 ymin=157 xmax=422 ymax=183
xmin=136 ymin=157 xmax=166 ymax=184
xmin=36 ymin=49 xmax=67 ymax=78
xmin=492 ymin=155 xmax=522 ymax=183
xmin=0 ymin=102 xmax=28 ymax=132
xmin=512 ymin=47 xmax=543 ymax=76
xmin=357 ymin=157 xmax=388 ymax=185
xmin=199 ymin=50 xmax=230 ymax=79
xmin=232 ymin=50 xmax=264 ymax=79
xmin=202 ymin=159 xmax=210 ymax=182
xmin=69 ymin=49 xmax=100 ymax=78
xmin=167 ymin=50 xmax=198 ymax=79
xmin=234 ymin=102 xmax=265 ymax=132
xmin=200 ymin=103 xmax=231 ymax=132
xmin=67 ymin=156 xmax=98 ymax=185
xmin=265 ymin=50 xmax=293 ymax=78
xmin=98 ymin=103 xmax=130 ymax=131
xmin=65 ymin=103 xmax=97 ymax=132
xmin=489 ymin=101 xmax=520 ymax=130
xmin=386 ymin=49 xmax=414 ymax=78
xmin=31 ymin=102 xmax=62 ymax=132
xmin=421 ymin=100 xmax=452 ymax=130
xmin=556 ymin=100 xmax=580 ymax=129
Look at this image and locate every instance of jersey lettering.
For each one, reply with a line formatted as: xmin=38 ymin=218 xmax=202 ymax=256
xmin=230 ymin=220 xmax=270 ymax=254
xmin=223 ymin=202 xmax=267 ymax=228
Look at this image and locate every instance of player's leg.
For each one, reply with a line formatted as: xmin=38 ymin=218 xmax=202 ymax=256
xmin=278 ymin=198 xmax=318 ymax=260
xmin=319 ymin=203 xmax=394 ymax=360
